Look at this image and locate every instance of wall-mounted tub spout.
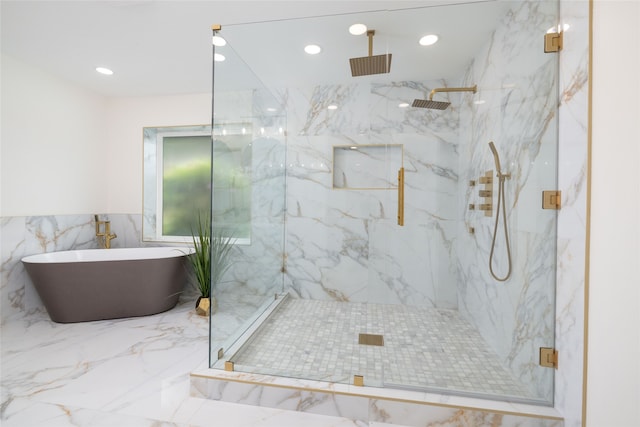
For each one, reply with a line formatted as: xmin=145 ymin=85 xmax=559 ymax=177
xmin=487 ymin=142 xmax=512 ymax=281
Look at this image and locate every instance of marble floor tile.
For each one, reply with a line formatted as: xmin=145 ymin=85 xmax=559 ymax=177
xmin=0 ymin=299 xmax=408 ymax=427
xmin=228 ymin=299 xmax=533 ymax=400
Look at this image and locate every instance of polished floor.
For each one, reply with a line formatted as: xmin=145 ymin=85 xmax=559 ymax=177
xmin=0 ymin=298 xmax=403 ymax=426
xmin=230 ymin=298 xmax=533 ymax=399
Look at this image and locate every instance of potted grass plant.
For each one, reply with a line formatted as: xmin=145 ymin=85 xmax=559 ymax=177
xmin=187 ymin=213 xmax=236 ymax=316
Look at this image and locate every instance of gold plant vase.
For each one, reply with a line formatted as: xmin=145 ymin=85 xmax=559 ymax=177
xmin=195 ymin=296 xmax=210 ymax=316
xmin=195 ymin=296 xmax=218 ymax=316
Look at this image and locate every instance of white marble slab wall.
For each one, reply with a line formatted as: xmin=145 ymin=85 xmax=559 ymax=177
xmin=0 ymin=214 xmax=144 ymax=325
xmin=281 ymin=79 xmax=460 ymax=309
xmin=454 ymin=0 xmax=560 ymax=402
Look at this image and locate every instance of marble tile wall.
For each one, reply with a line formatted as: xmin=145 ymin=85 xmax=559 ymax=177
xmin=281 ymin=80 xmax=460 ymax=309
xmin=454 ymin=0 xmax=560 ymax=402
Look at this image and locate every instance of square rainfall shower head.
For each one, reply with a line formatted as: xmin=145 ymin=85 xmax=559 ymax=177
xmin=349 ymin=53 xmax=392 ymax=77
xmin=411 ymin=99 xmax=451 ymax=110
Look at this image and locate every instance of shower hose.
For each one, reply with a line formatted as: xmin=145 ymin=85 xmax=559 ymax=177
xmin=489 ymin=171 xmax=512 ymax=281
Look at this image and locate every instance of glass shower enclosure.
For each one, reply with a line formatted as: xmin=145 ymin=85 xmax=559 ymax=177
xmin=209 ymin=0 xmax=559 ymax=406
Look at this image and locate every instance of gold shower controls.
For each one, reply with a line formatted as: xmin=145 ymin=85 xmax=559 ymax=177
xmin=480 ymin=170 xmax=493 ymax=217
xmin=479 ymin=175 xmax=493 ymax=185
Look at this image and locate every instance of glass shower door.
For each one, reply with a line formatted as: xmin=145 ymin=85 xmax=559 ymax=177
xmin=208 ymin=31 xmax=287 ymax=369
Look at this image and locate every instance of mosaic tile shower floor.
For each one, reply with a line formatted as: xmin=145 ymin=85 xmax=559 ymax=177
xmin=229 ymin=298 xmax=535 ymax=399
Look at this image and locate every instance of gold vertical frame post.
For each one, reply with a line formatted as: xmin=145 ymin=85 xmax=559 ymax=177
xmin=397 ymin=167 xmax=405 ymax=226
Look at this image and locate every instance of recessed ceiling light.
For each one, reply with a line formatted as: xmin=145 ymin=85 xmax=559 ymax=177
xmin=398 ymin=102 xmax=410 ymax=108
xmin=214 ymin=53 xmax=225 ymax=62
xmin=419 ymin=34 xmax=439 ymax=46
xmin=95 ymin=67 xmax=113 ymax=75
xmin=327 ymin=104 xmax=338 ymax=110
xmin=304 ymin=44 xmax=322 ymax=55
xmin=212 ymin=35 xmax=227 ymax=46
xmin=349 ymin=23 xmax=367 ymax=36
xmin=474 ymin=100 xmax=486 ymax=105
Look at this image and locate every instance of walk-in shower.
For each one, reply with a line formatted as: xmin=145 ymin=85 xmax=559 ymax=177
xmin=208 ymin=1 xmax=560 ymax=406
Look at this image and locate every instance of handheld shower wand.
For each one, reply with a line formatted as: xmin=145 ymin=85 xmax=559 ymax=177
xmin=488 ymin=141 xmax=502 ymax=176
xmin=488 ymin=141 xmax=512 ymax=281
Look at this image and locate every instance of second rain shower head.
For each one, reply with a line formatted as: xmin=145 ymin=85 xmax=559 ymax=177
xmin=349 ymin=30 xmax=392 ymax=77
xmin=412 ymin=85 xmax=478 ymax=110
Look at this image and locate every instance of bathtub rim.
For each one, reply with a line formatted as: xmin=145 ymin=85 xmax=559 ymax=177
xmin=21 ymin=246 xmax=194 ymax=264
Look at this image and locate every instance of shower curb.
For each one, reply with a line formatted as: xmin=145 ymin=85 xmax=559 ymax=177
xmin=189 ymin=369 xmax=563 ymax=426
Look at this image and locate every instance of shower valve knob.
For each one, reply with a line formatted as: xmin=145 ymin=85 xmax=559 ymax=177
xmin=469 ymin=204 xmax=476 ymax=210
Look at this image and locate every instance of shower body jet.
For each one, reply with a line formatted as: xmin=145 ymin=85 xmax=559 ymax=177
xmin=487 ymin=141 xmax=512 ymax=282
xmin=349 ymin=30 xmax=392 ymax=77
xmin=412 ymin=85 xmax=477 ymax=110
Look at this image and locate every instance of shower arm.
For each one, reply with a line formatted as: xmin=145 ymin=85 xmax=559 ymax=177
xmin=429 ymin=85 xmax=478 ymax=100
xmin=367 ymin=30 xmax=375 ymax=56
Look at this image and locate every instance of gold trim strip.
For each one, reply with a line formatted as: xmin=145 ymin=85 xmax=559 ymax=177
xmin=397 ymin=167 xmax=405 ymax=226
xmin=582 ymin=1 xmax=594 ymax=426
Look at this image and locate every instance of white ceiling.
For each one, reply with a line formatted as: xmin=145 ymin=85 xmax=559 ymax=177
xmin=1 ymin=0 xmax=511 ymax=97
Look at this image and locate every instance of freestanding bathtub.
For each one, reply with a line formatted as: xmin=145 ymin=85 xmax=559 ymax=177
xmin=22 ymin=247 xmax=193 ymax=323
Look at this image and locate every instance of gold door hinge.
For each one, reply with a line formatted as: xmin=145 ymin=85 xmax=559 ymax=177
xmin=544 ymin=32 xmax=563 ymax=53
xmin=540 ymin=347 xmax=558 ymax=369
xmin=354 ymin=375 xmax=364 ymax=386
xmin=224 ymin=361 xmax=235 ymax=371
xmin=542 ymin=190 xmax=562 ymax=209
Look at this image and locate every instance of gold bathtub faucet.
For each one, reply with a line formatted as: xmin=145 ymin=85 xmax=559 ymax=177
xmin=94 ymin=215 xmax=117 ymax=249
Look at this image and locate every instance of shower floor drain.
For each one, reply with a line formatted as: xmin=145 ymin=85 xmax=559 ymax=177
xmin=358 ymin=333 xmax=384 ymax=346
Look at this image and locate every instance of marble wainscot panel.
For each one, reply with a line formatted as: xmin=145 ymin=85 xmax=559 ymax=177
xmin=1 ymin=215 xmax=99 ymax=324
xmin=0 ymin=213 xmax=192 ymax=325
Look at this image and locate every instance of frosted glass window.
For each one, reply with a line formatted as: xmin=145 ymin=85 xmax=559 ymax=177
xmin=161 ymin=135 xmax=211 ymax=236
xmin=143 ymin=124 xmax=252 ymax=242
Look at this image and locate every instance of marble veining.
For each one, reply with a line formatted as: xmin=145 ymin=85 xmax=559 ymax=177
xmin=0 ymin=0 xmax=589 ymax=424
xmin=0 ymin=298 xmax=391 ymax=426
